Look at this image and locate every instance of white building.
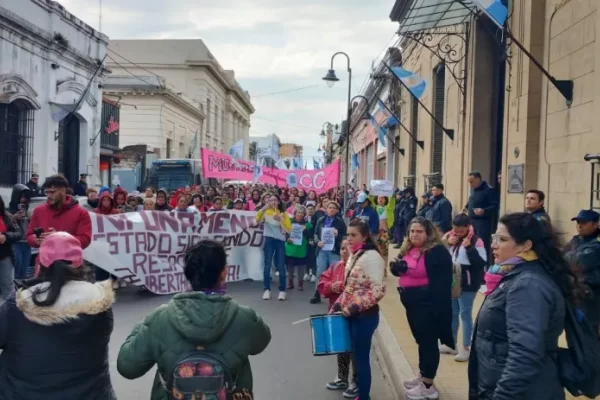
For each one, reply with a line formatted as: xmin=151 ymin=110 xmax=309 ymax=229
xmin=107 ymin=39 xmax=254 ymax=158
xmin=250 ymin=134 xmax=281 ymax=167
xmin=0 ymin=0 xmax=108 ymax=197
xmin=103 ymin=75 xmax=205 ymax=159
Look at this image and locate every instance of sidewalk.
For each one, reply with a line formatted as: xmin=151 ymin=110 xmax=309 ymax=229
xmin=373 ymin=245 xmax=585 ymax=399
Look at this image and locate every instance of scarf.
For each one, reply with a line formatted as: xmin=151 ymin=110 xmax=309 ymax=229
xmin=202 ymin=283 xmax=228 ymax=296
xmin=485 ymin=250 xmax=538 ymax=295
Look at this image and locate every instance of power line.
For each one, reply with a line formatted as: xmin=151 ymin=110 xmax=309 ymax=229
xmin=252 ymin=85 xmax=321 ymax=98
xmin=107 ymin=55 xmax=161 ymax=88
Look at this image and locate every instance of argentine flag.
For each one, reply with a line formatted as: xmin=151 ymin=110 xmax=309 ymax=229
xmin=389 ymin=67 xmax=427 ymax=100
xmin=368 ymin=113 xmax=388 ymax=149
xmin=377 ymin=99 xmax=400 ymax=128
xmin=313 ymin=158 xmax=320 ymax=169
xmin=228 ymin=139 xmax=244 ymax=165
xmin=352 ymin=153 xmax=359 ymax=171
xmin=252 ymin=155 xmax=263 ymax=184
xmin=472 ymin=0 xmax=508 ymax=29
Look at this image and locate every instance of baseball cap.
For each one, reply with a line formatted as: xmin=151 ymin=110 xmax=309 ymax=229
xmin=571 ymin=209 xmax=600 ymax=223
xmin=356 ymin=192 xmax=369 ymax=203
xmin=233 ymin=198 xmax=244 ymax=204
xmin=39 ymin=232 xmax=83 ymax=269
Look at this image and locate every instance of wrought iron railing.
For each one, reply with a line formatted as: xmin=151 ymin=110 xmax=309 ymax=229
xmin=0 ymin=102 xmax=34 ymax=187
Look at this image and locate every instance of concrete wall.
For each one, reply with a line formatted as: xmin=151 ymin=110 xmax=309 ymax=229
xmin=0 ymin=0 xmax=107 ymax=198
xmin=503 ymin=0 xmax=597 ymax=236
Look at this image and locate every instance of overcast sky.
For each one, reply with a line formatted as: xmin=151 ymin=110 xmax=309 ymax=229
xmin=57 ymin=0 xmax=398 ymax=163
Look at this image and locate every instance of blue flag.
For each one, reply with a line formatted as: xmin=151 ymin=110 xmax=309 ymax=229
xmin=369 ymin=113 xmax=387 ymax=149
xmin=377 ymin=100 xmax=400 ymax=128
xmin=472 ymin=0 xmax=507 ymax=28
xmin=352 ymin=153 xmax=359 ymax=171
xmin=389 ymin=67 xmax=427 ymax=99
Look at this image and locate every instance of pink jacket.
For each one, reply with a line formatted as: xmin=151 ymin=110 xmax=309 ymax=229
xmin=317 ymin=261 xmax=346 ymax=312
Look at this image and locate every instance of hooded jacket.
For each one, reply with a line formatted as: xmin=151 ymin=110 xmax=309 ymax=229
xmin=117 ymin=292 xmax=271 ymax=400
xmin=8 ymin=184 xmax=31 ymax=243
xmin=113 ymin=187 xmax=135 ymax=213
xmin=154 ymin=189 xmax=172 ymax=211
xmin=26 ymin=195 xmax=92 ymax=249
xmin=93 ymin=192 xmax=119 ymax=216
xmin=0 ymin=280 xmax=116 ymax=400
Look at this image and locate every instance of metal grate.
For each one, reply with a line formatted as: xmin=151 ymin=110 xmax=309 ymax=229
xmin=432 ymin=63 xmax=446 ymax=174
xmin=410 ymin=97 xmax=419 ymax=177
xmin=0 ymin=102 xmax=34 ymax=187
xmin=404 ymin=175 xmax=416 ymax=189
xmin=100 ymin=99 xmax=120 ymax=148
xmin=424 ymin=172 xmax=442 ymax=193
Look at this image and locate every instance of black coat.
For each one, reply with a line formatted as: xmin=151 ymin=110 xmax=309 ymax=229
xmin=423 ymin=244 xmax=454 ymax=348
xmin=0 ymin=213 xmax=21 ymax=260
xmin=426 ymin=195 xmax=453 ymax=233
xmin=466 ymin=181 xmax=498 ymax=220
xmin=314 ymin=215 xmax=347 ymax=256
xmin=468 ymin=261 xmax=565 ymax=400
xmin=0 ymin=280 xmax=116 ymax=400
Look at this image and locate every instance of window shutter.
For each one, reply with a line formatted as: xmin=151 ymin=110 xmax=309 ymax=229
xmin=432 ymin=64 xmax=446 ymax=174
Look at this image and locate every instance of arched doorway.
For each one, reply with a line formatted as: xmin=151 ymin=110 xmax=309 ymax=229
xmin=57 ymin=115 xmax=81 ymax=187
xmin=0 ymin=100 xmax=35 ymax=187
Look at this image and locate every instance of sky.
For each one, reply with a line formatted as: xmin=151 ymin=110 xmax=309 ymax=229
xmin=56 ymin=0 xmax=399 ymax=163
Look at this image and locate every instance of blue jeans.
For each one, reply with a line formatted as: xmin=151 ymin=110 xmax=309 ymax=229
xmin=263 ymin=236 xmax=286 ymax=292
xmin=316 ymin=250 xmax=341 ymax=279
xmin=451 ymin=290 xmax=477 ymax=347
xmin=348 ymin=312 xmax=379 ymax=400
xmin=13 ymin=242 xmax=32 ymax=279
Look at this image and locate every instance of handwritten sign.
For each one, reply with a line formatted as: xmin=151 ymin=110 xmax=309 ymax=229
xmin=84 ymin=210 xmax=264 ymax=295
xmin=321 ymin=227 xmax=335 ymax=251
xmin=290 ymin=223 xmax=303 ymax=245
xmin=370 ymin=180 xmax=394 ymax=197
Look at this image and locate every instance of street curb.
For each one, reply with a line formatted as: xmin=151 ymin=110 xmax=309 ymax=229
xmin=373 ymin=311 xmax=414 ymax=399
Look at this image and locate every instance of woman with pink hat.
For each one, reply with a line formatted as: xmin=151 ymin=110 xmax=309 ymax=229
xmin=0 ymin=232 xmax=116 ymax=399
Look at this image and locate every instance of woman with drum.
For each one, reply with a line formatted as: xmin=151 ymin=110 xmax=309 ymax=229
xmin=389 ymin=217 xmax=454 ymax=400
xmin=331 ymin=219 xmax=385 ymax=400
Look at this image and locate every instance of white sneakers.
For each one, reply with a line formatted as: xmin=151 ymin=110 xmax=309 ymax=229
xmin=454 ymin=347 xmax=470 ymax=362
xmin=404 ymin=376 xmax=440 ymax=400
xmin=439 ymin=344 xmax=458 ymax=355
xmin=262 ymin=290 xmax=287 ymax=301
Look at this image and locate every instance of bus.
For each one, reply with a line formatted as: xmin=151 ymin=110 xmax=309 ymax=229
xmin=144 ymin=159 xmax=215 ymax=191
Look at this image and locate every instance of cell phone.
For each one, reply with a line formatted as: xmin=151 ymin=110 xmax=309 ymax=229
xmin=17 ymin=204 xmax=23 ymax=210
xmin=33 ymin=227 xmax=44 ymax=238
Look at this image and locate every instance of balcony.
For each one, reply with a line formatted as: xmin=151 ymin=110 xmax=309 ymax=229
xmin=100 ymin=98 xmax=120 ymax=150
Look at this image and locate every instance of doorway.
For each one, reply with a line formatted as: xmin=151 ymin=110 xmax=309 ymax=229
xmin=58 ymin=115 xmax=80 ymax=187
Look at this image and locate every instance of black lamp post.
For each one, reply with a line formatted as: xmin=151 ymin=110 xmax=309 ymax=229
xmin=323 ymin=52 xmax=351 ymax=216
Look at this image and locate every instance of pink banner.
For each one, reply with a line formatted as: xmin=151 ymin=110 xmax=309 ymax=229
xmin=201 ymin=148 xmax=340 ymax=193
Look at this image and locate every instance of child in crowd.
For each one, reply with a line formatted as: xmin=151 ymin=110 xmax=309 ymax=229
xmin=305 ymin=204 xmax=318 ymax=282
xmin=316 ymin=238 xmax=359 ymax=398
xmin=285 ymin=205 xmax=312 ymax=291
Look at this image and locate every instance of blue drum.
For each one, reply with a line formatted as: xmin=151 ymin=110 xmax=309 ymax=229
xmin=310 ymin=314 xmax=352 ymax=356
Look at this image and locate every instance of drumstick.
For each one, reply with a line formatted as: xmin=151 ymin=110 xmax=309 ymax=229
xmin=292 ymin=317 xmax=311 ymax=325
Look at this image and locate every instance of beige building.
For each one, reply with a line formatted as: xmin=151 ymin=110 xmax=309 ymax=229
xmin=280 ymin=143 xmax=303 ymax=158
xmin=387 ymin=0 xmax=598 ymax=237
xmin=103 ymin=75 xmax=205 ymax=159
xmin=107 ymin=39 xmax=254 ymax=157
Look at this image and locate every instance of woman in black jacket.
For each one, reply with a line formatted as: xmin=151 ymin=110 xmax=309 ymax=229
xmin=390 ymin=217 xmax=454 ymax=400
xmin=0 ymin=196 xmax=21 ymax=301
xmin=468 ymin=213 xmax=586 ymax=400
xmin=0 ymin=231 xmax=116 ymax=400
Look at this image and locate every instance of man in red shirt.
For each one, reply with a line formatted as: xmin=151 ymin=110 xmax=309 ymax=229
xmin=27 ymin=175 xmax=92 ymax=249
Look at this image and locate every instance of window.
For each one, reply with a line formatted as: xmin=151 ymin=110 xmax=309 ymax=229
xmin=367 ymin=144 xmax=374 ymax=183
xmin=166 ymin=139 xmax=172 ymax=159
xmin=0 ymin=101 xmax=34 ymax=187
xmin=432 ymin=64 xmax=446 ymax=174
xmin=206 ymin=99 xmax=211 ymax=134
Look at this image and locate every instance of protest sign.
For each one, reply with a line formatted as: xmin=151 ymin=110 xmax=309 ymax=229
xmin=321 ymin=227 xmax=335 ymax=251
xmin=83 ymin=210 xmax=264 ymax=295
xmin=201 ymin=148 xmax=340 ymax=193
xmin=370 ymin=180 xmax=394 ymax=197
xmin=290 ymin=224 xmax=303 ymax=245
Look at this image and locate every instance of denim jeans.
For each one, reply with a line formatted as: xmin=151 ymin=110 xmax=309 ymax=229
xmin=0 ymin=257 xmax=15 ymax=301
xmin=13 ymin=242 xmax=32 ymax=279
xmin=348 ymin=312 xmax=379 ymax=400
xmin=451 ymin=290 xmax=478 ymax=347
xmin=316 ymin=250 xmax=341 ymax=279
xmin=263 ymin=236 xmax=286 ymax=292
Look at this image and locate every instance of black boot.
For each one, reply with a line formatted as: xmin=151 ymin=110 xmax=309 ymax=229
xmin=310 ymin=290 xmax=321 ymax=304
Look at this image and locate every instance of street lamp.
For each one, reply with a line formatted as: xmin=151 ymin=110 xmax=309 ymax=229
xmin=323 ymin=52 xmax=351 ymax=216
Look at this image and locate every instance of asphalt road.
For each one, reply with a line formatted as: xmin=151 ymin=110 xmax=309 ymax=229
xmin=109 ymin=281 xmax=393 ymax=400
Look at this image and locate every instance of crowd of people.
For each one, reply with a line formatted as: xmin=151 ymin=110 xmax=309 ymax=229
xmin=0 ymin=170 xmax=600 ymax=400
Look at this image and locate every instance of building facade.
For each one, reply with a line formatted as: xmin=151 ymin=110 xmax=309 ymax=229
xmin=0 ymin=0 xmax=108 ymax=197
xmin=250 ymin=134 xmax=281 ymax=167
xmin=107 ymin=40 xmax=254 ymax=158
xmin=388 ymin=0 xmax=599 ymax=236
xmin=280 ymin=143 xmax=303 ymax=158
xmin=103 ymin=75 xmax=206 ymax=161
xmin=97 ymin=97 xmax=121 ymax=187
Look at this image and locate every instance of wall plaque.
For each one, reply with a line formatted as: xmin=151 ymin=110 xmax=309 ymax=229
xmin=507 ymin=164 xmax=524 ymax=193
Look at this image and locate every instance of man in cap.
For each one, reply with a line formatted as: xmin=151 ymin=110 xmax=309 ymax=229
xmin=565 ymin=209 xmax=600 ymax=336
xmin=74 ymin=174 xmax=88 ymax=197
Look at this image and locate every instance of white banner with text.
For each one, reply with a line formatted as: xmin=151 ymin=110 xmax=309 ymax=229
xmin=83 ymin=210 xmax=264 ymax=295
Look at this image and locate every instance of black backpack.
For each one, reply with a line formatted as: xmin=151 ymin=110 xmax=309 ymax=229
xmin=557 ymin=301 xmax=600 ymax=398
xmin=160 ymin=347 xmax=237 ymax=400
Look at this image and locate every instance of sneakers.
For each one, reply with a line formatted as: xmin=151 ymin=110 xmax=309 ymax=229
xmin=326 ymin=378 xmax=348 ymax=390
xmin=454 ymin=347 xmax=470 ymax=362
xmin=405 ymin=382 xmax=440 ymax=400
xmin=439 ymin=344 xmax=458 ymax=355
xmin=310 ymin=274 xmax=317 ymax=282
xmin=403 ymin=375 xmax=422 ymax=390
xmin=303 ymin=273 xmax=310 ymax=281
xmin=343 ymin=383 xmax=359 ymax=398
xmin=262 ymin=290 xmax=271 ymax=300
xmin=278 ymin=291 xmax=287 ymax=301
